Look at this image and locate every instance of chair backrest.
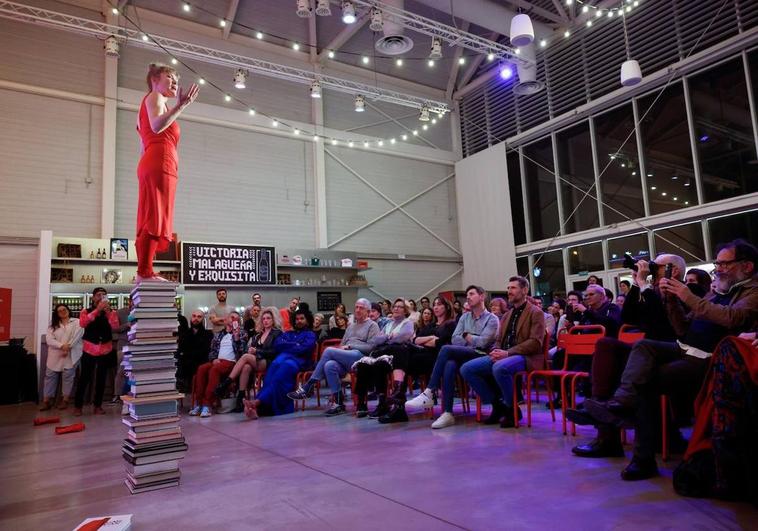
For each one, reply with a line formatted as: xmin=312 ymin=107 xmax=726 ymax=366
xmin=318 ymin=338 xmax=342 ymax=358
xmin=541 ymin=330 xmax=551 ymax=370
xmin=618 ymin=324 xmax=645 ymax=345
xmin=556 ymin=325 xmax=606 ymax=371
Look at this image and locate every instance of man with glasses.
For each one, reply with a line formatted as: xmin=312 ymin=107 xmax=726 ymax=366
xmin=585 ymin=239 xmax=758 ymax=480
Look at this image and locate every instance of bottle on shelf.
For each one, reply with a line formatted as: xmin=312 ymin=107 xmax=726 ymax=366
xmin=80 ymin=275 xmax=86 ymax=283
xmin=102 ymin=248 xmax=107 ymax=259
xmin=89 ymin=250 xmax=95 ymax=259
xmin=96 ymin=249 xmax=102 ymax=259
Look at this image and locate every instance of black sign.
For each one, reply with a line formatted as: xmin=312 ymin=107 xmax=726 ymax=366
xmin=317 ymin=291 xmax=342 ymax=312
xmin=182 ymin=242 xmax=275 ymax=286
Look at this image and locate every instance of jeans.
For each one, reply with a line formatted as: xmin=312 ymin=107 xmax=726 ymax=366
xmin=309 ymin=347 xmax=362 ymax=395
xmin=428 ymin=345 xmax=484 ymax=413
xmin=614 ymin=339 xmax=682 ymax=405
xmin=461 ymin=355 xmax=527 ymax=409
xmin=43 ymin=366 xmax=76 ymax=400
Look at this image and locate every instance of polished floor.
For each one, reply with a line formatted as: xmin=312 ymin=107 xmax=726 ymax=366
xmin=0 ymin=394 xmax=755 ymax=531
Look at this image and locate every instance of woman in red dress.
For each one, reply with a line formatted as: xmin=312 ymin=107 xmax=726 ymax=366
xmin=136 ymin=63 xmax=198 ymax=282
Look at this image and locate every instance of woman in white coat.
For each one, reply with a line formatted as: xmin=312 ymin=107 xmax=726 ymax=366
xmin=41 ymin=304 xmax=84 ymax=410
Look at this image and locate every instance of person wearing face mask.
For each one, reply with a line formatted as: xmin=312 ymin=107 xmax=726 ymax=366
xmin=584 ymin=239 xmax=758 ymax=481
xmin=176 ymin=309 xmax=213 ymax=393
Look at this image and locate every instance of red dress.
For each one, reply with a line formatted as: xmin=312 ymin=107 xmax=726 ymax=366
xmin=136 ymin=94 xmax=180 ymax=254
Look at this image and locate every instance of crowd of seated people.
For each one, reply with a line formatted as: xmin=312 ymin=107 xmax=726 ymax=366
xmin=164 ymin=238 xmax=758 ymax=505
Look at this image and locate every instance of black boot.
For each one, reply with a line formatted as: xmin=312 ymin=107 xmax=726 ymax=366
xmin=369 ymin=394 xmax=390 ymax=419
xmin=378 ymin=402 xmax=409 ymax=424
xmin=389 ymin=380 xmax=407 ymax=401
xmin=482 ymin=402 xmax=506 ymax=425
xmin=214 ymin=376 xmax=233 ymax=398
xmin=231 ymin=390 xmax=245 ymax=413
xmin=356 ymin=399 xmax=369 ymax=418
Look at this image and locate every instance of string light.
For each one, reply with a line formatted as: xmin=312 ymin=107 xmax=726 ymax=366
xmin=248 ymin=108 xmax=256 ymax=115
xmin=293 ymin=43 xmax=301 ymax=51
xmin=224 ymin=94 xmax=231 ymax=102
xmin=219 ymin=19 xmax=227 ymax=27
xmin=361 ymin=56 xmax=370 ymax=64
xmin=327 ymin=50 xmax=335 ymax=59
xmin=396 ymin=58 xmax=403 ymax=67
xmin=182 ymin=2 xmax=190 ymax=12
xmin=256 ymin=31 xmax=263 ymax=39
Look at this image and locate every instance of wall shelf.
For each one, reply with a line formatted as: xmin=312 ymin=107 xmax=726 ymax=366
xmin=51 ymin=258 xmax=180 ymax=266
xmin=277 ymin=264 xmax=371 ymax=272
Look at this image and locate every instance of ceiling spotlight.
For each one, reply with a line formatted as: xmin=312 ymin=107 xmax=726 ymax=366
xmin=272 ymin=119 xmax=279 ymax=127
xmin=341 ymin=1 xmax=356 ymax=24
xmin=316 ymin=0 xmax=331 ymax=16
xmin=684 ymin=180 xmax=691 ymax=187
xmin=171 ymin=58 xmax=178 ymax=65
xmin=111 ymin=7 xmax=118 ymax=14
xmin=596 ymin=10 xmax=603 ymax=18
xmin=586 ymin=20 xmax=593 ymax=27
xmin=651 ymin=186 xmax=657 ymax=190
xmin=422 ymin=124 xmax=428 ymax=131
xmin=141 ymin=34 xmax=149 ymax=42
xmin=233 ymin=69 xmax=247 ymax=89
xmin=390 ymin=138 xmax=396 ymax=144
xmin=370 ymin=7 xmax=384 ymax=31
xmin=566 ymin=0 xmax=573 ymax=5
xmin=310 ymin=80 xmax=322 ymax=98
xmin=331 ymin=138 xmax=338 ymax=145
xmin=327 ymin=50 xmax=335 ymax=59
xmin=437 ymin=112 xmax=444 ymax=119
xmin=104 ymin=35 xmax=119 ymax=58
xmin=429 ymin=38 xmax=442 ymax=60
xmin=294 ymin=128 xmax=301 ymax=135
xmin=607 ymin=10 xmax=614 ymax=18
xmin=458 ymin=57 xmax=466 ymax=65
xmin=626 ymin=5 xmax=632 ymax=12
xmin=428 ymin=59 xmax=435 ymax=67
xmin=354 ymin=94 xmax=365 ymax=112
xmin=661 ymin=192 xmax=667 ymax=196
xmin=313 ymin=135 xmax=319 ymax=141
xmin=634 ymin=0 xmax=639 ymax=5
xmin=431 ymin=118 xmax=437 ymax=125
xmin=582 ymin=5 xmax=589 ymax=13
xmin=515 ymin=48 xmax=521 ymax=55
xmin=220 ymin=19 xmax=227 ymax=27
xmin=198 ymin=78 xmax=205 ymax=85
xmin=499 ymin=65 xmax=513 ymax=80
xmin=395 ymin=58 xmax=403 ymax=67
xmin=248 ymin=108 xmax=256 ymax=116
xmin=361 ymin=56 xmax=370 ymax=64
xmin=539 ymin=39 xmax=547 ymax=48
xmin=256 ymin=31 xmax=264 ymax=39
xmin=296 ymin=0 xmax=312 ymax=18
xmin=224 ymin=94 xmax=231 ymax=102
xmin=563 ymin=30 xmax=570 ymax=38
xmin=684 ymin=201 xmax=689 ymax=205
xmin=348 ymin=141 xmax=354 ymax=147
xmin=487 ymin=53 xmax=495 ymax=61
xmin=412 ymin=130 xmax=419 ymax=136
xmin=363 ymin=140 xmax=369 ymax=147
xmin=378 ymin=140 xmax=384 ymax=146
xmin=401 ymin=134 xmax=408 ymax=141
xmin=293 ymin=43 xmax=301 ymax=51
xmin=182 ymin=2 xmax=191 ymax=12
xmin=419 ymin=105 xmax=430 ymax=122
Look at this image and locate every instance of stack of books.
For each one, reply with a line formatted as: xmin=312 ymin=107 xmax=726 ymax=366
xmin=121 ymin=280 xmax=187 ymax=494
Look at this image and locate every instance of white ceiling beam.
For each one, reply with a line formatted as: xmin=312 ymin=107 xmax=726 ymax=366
xmin=446 ymin=21 xmax=469 ymax=100
xmin=318 ymin=9 xmax=370 ymax=60
xmin=550 ymin=0 xmax=570 ymax=23
xmin=221 ymin=0 xmax=239 ymax=39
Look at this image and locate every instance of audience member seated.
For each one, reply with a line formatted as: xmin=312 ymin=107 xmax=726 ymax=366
xmin=453 ymin=300 xmax=463 ymax=321
xmin=615 ymin=294 xmax=626 ymax=307
xmin=547 ymin=298 xmax=566 ymax=345
xmin=674 ymin=332 xmax=758 ymax=503
xmin=287 ymin=299 xmax=380 ymax=416
xmin=326 ymin=314 xmax=348 ymax=340
xmin=461 ymin=276 xmax=546 ymax=428
xmin=619 ymin=280 xmax=631 ymax=296
xmin=584 ymin=239 xmax=758 ymax=481
xmin=176 ymin=308 xmax=213 ymax=393
xmin=587 ymin=275 xmax=601 ymax=286
xmin=328 ymin=303 xmax=348 ymax=329
xmin=370 ymin=302 xmax=391 ymax=330
xmin=189 ymin=312 xmax=248 ymax=418
xmin=685 ymin=267 xmax=712 ymax=297
xmin=489 ymin=297 xmax=507 ymax=320
xmin=354 ymin=299 xmax=415 ymax=419
xmin=313 ymin=313 xmax=328 ymax=341
xmin=381 ymin=299 xmax=392 ymax=316
xmin=408 ymin=299 xmax=420 ymax=322
xmin=568 ymin=254 xmax=687 ymax=459
xmin=416 ymin=306 xmax=433 ymax=332
xmin=214 ymin=306 xmax=282 ymax=412
xmin=41 ymin=304 xmax=84 ymax=411
xmin=531 ymin=297 xmax=556 ymax=339
xmin=243 ymin=303 xmax=261 ymax=337
xmin=419 ymin=296 xmax=431 ymax=311
xmin=279 ymin=297 xmax=299 ymax=332
xmin=242 ymin=307 xmax=318 ymax=419
xmin=405 ymin=285 xmax=500 ymax=429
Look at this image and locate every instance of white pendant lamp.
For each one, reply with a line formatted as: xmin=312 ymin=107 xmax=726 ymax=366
xmin=619 ymin=12 xmax=641 ymax=86
xmin=509 ymin=14 xmax=534 ymax=47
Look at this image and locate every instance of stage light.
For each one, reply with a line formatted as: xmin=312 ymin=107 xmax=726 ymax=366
xmin=341 ymin=1 xmax=356 ymax=24
xmin=500 ymin=65 xmax=513 ymax=80
xmin=310 ymin=80 xmax=322 ymax=98
xmin=296 ymin=0 xmax=312 ymax=18
xmin=354 ymin=94 xmax=365 ymax=112
xmin=429 ymin=38 xmax=442 ymax=60
xmin=316 ymin=0 xmax=331 ymax=16
xmin=370 ymin=7 xmax=383 ymax=31
xmin=233 ymin=69 xmax=247 ymax=89
xmin=104 ymin=36 xmax=119 ymax=57
xmin=419 ymin=105 xmax=430 ymax=122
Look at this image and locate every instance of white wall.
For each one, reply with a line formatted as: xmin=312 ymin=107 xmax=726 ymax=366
xmin=455 ymin=142 xmax=517 ymax=290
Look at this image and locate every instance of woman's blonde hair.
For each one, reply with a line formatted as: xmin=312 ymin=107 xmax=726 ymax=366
xmin=255 ymin=306 xmax=282 ymax=334
xmin=146 ymin=62 xmax=178 ymax=91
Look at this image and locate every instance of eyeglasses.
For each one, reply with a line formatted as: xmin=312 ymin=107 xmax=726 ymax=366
xmin=712 ymin=259 xmax=744 ymax=268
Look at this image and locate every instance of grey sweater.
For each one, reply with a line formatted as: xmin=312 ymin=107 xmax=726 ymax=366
xmin=342 ymin=318 xmax=381 ymax=354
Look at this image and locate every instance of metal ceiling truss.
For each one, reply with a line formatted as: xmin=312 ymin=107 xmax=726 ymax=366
xmin=0 ymin=0 xmax=450 ymax=114
xmin=351 ymin=0 xmax=532 ymax=65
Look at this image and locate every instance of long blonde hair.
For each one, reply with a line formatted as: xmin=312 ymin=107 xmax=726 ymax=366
xmin=255 ymin=306 xmax=282 ymax=334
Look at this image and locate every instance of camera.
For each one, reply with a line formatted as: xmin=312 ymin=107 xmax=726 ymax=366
xmin=623 ymin=253 xmax=673 ymax=279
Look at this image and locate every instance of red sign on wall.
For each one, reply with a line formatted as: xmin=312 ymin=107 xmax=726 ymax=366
xmin=0 ymin=288 xmax=11 ymax=342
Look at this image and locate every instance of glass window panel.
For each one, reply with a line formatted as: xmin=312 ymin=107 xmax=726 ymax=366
xmin=557 ymin=121 xmax=599 ymax=233
xmin=516 ymin=256 xmax=530 ymax=278
xmin=638 ymin=83 xmax=697 ymax=215
xmin=507 ymin=150 xmax=527 ymax=245
xmin=532 ymin=250 xmax=565 ymax=303
xmin=524 ymin=137 xmax=559 ymax=241
xmin=607 ymin=233 xmax=651 ymax=269
xmin=690 ymin=58 xmax=758 ymax=202
xmin=653 ymin=222 xmax=706 ymax=265
xmin=567 ymin=241 xmax=604 ymax=274
xmin=708 ymin=210 xmax=758 ymax=248
xmin=593 ymin=104 xmax=645 ymax=225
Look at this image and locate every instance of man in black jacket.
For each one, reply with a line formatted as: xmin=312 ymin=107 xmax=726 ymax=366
xmin=176 ymin=309 xmax=213 ymax=392
xmin=568 ymin=254 xmax=686 ymax=458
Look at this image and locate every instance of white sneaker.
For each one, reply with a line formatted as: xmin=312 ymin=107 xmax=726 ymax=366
xmin=200 ymin=406 xmax=212 ymax=418
xmin=431 ymin=412 xmax=455 ymax=429
xmin=189 ymin=405 xmax=201 ymax=416
xmin=405 ymin=388 xmax=434 ymax=410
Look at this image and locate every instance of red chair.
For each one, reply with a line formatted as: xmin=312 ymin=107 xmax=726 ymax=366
xmin=294 ymin=340 xmax=337 ymax=411
xmin=527 ymin=325 xmax=606 ymax=435
xmin=618 ymin=324 xmax=645 ymax=345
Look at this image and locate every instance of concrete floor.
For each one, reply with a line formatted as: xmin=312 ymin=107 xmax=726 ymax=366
xmin=0 ymin=396 xmax=755 ymax=530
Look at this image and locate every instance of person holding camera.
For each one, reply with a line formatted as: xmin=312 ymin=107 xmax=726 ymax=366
xmin=189 ymin=312 xmax=248 ymax=418
xmin=74 ymin=287 xmax=120 ymax=416
xmin=569 ymin=253 xmax=687 ymax=458
xmin=584 ymin=239 xmax=758 ymax=480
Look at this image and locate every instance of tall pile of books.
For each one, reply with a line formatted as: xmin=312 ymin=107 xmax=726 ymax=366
xmin=121 ymin=280 xmax=187 ymax=494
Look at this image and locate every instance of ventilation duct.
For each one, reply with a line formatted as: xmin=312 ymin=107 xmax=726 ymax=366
xmin=375 ymin=0 xmax=414 ymax=56
xmin=513 ymin=45 xmax=544 ymax=96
